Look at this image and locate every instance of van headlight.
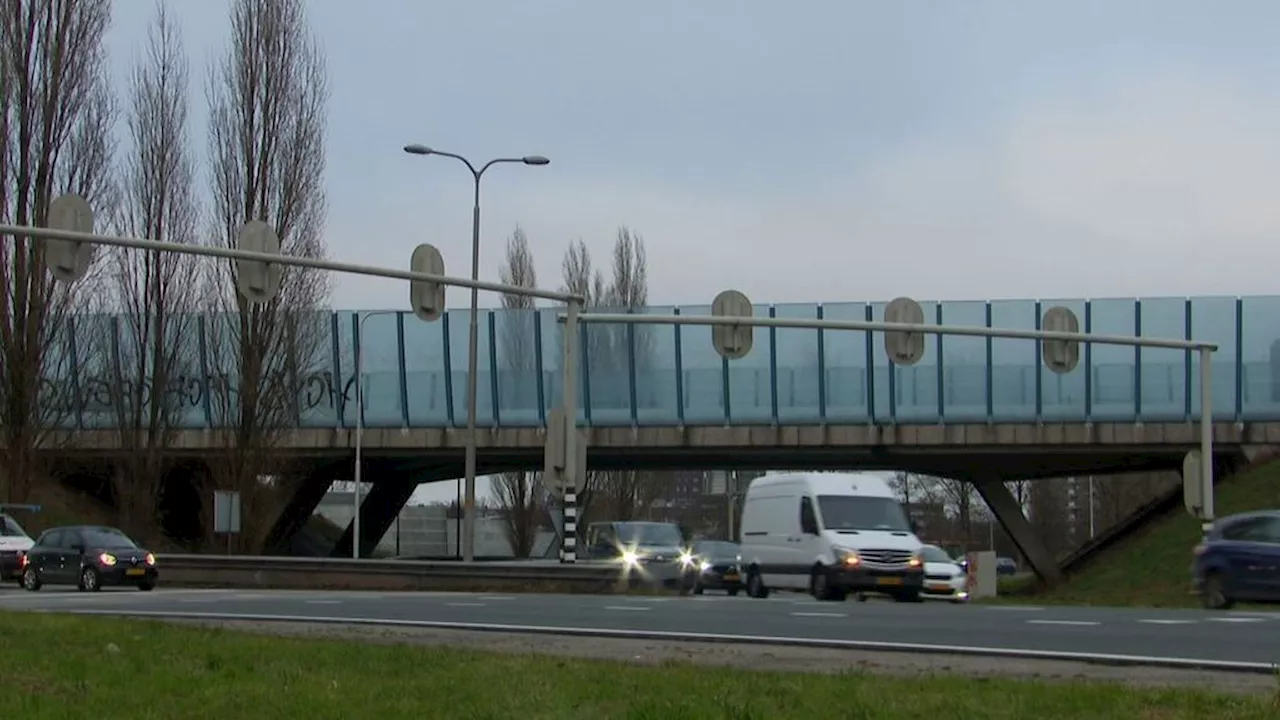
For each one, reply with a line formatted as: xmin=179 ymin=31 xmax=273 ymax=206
xmin=678 ymin=551 xmax=696 ymax=568
xmin=620 ymin=550 xmax=640 ymax=568
xmin=907 ymin=555 xmax=922 ymax=568
xmin=833 ymin=547 xmax=861 ymax=567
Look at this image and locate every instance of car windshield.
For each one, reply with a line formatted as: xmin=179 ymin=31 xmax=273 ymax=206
xmin=816 ymin=496 xmax=912 ymax=532
xmin=82 ymin=529 xmax=137 ymax=549
xmin=694 ymin=541 xmax=739 ymax=559
xmin=615 ymin=523 xmax=683 ymax=546
xmin=0 ymin=515 xmax=27 ymax=538
xmin=919 ymin=545 xmax=953 ymax=563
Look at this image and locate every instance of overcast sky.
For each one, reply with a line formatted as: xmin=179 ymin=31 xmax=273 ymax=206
xmin=105 ymin=1 xmax=1280 ymax=504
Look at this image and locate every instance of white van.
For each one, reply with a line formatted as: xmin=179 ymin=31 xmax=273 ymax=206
xmin=738 ymin=472 xmax=925 ymax=602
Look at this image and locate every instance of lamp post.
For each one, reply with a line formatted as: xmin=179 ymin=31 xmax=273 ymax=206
xmin=402 ymin=144 xmax=549 ymax=563
xmin=353 ymin=309 xmax=401 ymax=559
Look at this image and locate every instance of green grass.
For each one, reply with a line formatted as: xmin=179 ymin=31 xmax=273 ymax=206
xmin=1006 ymin=460 xmax=1280 ymax=608
xmin=1 ymin=611 xmax=1277 ymax=719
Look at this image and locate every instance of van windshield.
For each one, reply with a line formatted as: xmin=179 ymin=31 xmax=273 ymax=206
xmin=0 ymin=515 xmax=27 ymax=538
xmin=816 ymin=496 xmax=911 ymax=532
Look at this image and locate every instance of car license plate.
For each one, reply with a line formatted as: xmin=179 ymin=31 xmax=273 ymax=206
xmin=125 ymin=568 xmax=145 ymax=577
xmin=876 ymin=576 xmax=903 ymax=586
xmin=723 ymin=572 xmax=739 ymax=581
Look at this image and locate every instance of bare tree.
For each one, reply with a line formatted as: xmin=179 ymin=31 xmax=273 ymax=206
xmin=84 ymin=2 xmax=204 ymax=544
xmin=204 ymin=0 xmax=331 ymax=551
xmin=0 ymin=0 xmax=115 ymax=505
xmin=493 ymin=226 xmax=541 ymax=557
xmin=557 ymin=238 xmax=608 ymax=520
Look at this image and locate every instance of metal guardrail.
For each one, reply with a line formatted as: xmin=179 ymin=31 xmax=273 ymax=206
xmin=156 ymin=555 xmax=689 ymax=592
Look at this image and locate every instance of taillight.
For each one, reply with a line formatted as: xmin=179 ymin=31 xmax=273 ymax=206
xmin=18 ymin=553 xmax=28 ymax=568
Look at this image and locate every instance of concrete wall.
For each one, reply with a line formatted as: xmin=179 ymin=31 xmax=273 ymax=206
xmin=314 ymin=500 xmax=557 ymax=558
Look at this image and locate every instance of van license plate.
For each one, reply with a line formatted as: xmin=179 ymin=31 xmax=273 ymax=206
xmin=876 ymin=577 xmax=903 ymax=587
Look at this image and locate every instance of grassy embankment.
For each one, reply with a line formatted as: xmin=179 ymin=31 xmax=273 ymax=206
xmin=998 ymin=460 xmax=1280 ymax=607
xmin=1 ymin=611 xmax=1276 ymax=719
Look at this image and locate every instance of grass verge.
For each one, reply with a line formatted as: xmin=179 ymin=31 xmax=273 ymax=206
xmin=993 ymin=460 xmax=1280 ymax=608
xmin=2 ymin=611 xmax=1277 ymax=719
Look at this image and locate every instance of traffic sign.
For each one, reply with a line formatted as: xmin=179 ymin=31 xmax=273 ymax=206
xmin=1041 ymin=306 xmax=1081 ymax=374
xmin=44 ymin=193 xmax=95 ymax=283
xmin=543 ymin=407 xmax=586 ymax=498
xmin=234 ymin=220 xmax=282 ymax=304
xmin=711 ymin=289 xmax=753 ymax=359
xmin=883 ymin=297 xmax=925 ymax=366
xmin=1182 ymin=449 xmax=1207 ymax=519
xmin=409 ymin=243 xmax=445 ymax=322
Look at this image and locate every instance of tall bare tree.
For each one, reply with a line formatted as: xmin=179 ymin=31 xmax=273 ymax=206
xmin=557 ymin=238 xmax=608 ymax=520
xmin=204 ymin=0 xmax=331 ymax=550
xmin=93 ymin=3 xmax=202 ymax=543
xmin=0 ymin=0 xmax=115 ymax=504
xmin=493 ymin=226 xmax=542 ymax=557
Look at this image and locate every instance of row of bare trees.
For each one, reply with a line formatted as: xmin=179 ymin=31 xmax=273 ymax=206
xmin=0 ymin=0 xmax=331 ymax=551
xmin=492 ymin=226 xmax=679 ymax=555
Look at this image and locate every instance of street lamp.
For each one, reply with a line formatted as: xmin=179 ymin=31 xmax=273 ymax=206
xmin=402 ymin=143 xmax=549 ymax=563
xmin=352 ymin=309 xmax=401 ymax=559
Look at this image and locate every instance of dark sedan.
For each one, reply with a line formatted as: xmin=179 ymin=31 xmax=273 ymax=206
xmin=691 ymin=540 xmax=743 ymax=595
xmin=20 ymin=525 xmax=158 ymax=592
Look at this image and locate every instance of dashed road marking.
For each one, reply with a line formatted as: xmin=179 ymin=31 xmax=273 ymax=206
xmin=1138 ymin=619 xmax=1197 ymax=625
xmin=790 ymin=611 xmax=847 ymax=618
xmin=1208 ymin=617 xmax=1265 ymax=623
xmin=604 ymin=605 xmax=651 ymax=612
xmin=306 ymin=600 xmax=341 ymax=605
xmin=445 ymin=602 xmax=486 ymax=608
xmin=1026 ymin=620 xmax=1100 ymax=627
xmin=476 ymin=596 xmax=515 ymax=601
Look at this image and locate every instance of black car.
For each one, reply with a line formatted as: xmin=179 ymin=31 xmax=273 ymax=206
xmin=691 ymin=540 xmax=742 ymax=595
xmin=20 ymin=525 xmax=158 ymax=592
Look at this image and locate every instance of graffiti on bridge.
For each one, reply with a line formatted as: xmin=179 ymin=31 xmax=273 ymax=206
xmin=41 ymin=370 xmax=360 ymax=417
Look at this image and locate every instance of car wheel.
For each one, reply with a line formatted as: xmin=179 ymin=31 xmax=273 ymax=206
xmin=21 ymin=567 xmax=41 ymax=592
xmin=746 ymin=569 xmax=769 ymax=599
xmin=137 ymin=580 xmax=156 ymax=592
xmin=1201 ymin=573 xmax=1233 ymax=610
xmin=692 ymin=583 xmax=704 ymax=595
xmin=727 ymin=588 xmax=740 ymax=597
xmin=78 ymin=566 xmax=101 ymax=593
xmin=809 ymin=566 xmax=844 ymax=601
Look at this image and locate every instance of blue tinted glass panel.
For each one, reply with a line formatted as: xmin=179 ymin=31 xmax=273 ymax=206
xmin=403 ymin=307 xmax=449 ymax=426
xmin=582 ymin=306 xmax=631 ymax=426
xmin=536 ymin=307 xmax=571 ymax=423
xmin=678 ymin=304 xmax=722 ymax=423
xmin=73 ymin=314 xmax=119 ymax=429
xmin=332 ymin=311 xmax=358 ymax=428
xmin=725 ymin=304 xmax=772 ymax=424
xmin=989 ymin=300 xmax=1036 ymax=420
xmin=774 ymin=304 xmax=820 ymax=423
xmin=939 ymin=301 xmax=987 ymax=421
xmin=636 ymin=306 xmax=678 ymax=425
xmin=1190 ymin=297 xmax=1237 ymax=418
xmin=443 ymin=308 xmax=495 ymax=427
xmin=492 ymin=306 xmax=540 ymax=426
xmin=820 ymin=303 xmax=870 ymax=423
xmin=1039 ymin=298 xmax=1087 ymax=421
xmin=1089 ymin=299 xmax=1137 ymax=421
xmin=1240 ymin=296 xmax=1280 ymax=421
xmin=164 ymin=312 xmax=208 ymax=430
xmin=868 ymin=302 xmax=893 ymax=420
xmin=349 ymin=312 xmax=403 ymax=428
xmin=47 ymin=316 xmax=81 ymax=429
xmin=1137 ymin=298 xmax=1188 ymax=421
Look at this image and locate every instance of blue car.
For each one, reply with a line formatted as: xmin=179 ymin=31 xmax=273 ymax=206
xmin=1191 ymin=510 xmax=1280 ymax=609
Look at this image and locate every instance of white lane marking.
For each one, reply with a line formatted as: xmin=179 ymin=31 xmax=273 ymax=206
xmin=305 ymin=600 xmax=341 ymax=605
xmin=476 ymin=596 xmax=515 ymax=601
xmin=1139 ymin=619 xmax=1197 ymax=625
xmin=1208 ymin=617 xmax=1265 ymax=623
xmin=1026 ymin=620 xmax=1101 ymax=627
xmin=790 ymin=611 xmax=847 ymax=618
xmin=445 ymin=602 xmax=487 ymax=608
xmin=604 ymin=605 xmax=651 ymax=612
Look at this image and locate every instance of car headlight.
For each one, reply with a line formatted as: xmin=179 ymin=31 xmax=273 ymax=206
xmin=678 ymin=551 xmax=695 ymax=567
xmin=833 ymin=547 xmax=861 ymax=567
xmin=98 ymin=552 xmax=117 ymax=566
xmin=699 ymin=561 xmax=712 ymax=571
xmin=620 ymin=550 xmax=639 ymax=567
xmin=145 ymin=553 xmax=156 ymax=566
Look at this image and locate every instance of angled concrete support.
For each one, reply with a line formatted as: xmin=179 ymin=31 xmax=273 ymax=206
xmin=971 ymin=477 xmax=1064 ymax=587
xmin=263 ymin=464 xmax=343 ymax=555
xmin=331 ymin=479 xmax=420 ymax=558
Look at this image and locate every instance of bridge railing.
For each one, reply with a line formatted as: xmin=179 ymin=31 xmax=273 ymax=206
xmin=46 ymin=296 xmax=1280 ymax=429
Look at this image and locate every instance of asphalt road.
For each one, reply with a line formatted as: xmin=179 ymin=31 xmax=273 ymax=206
xmin=1 ymin=585 xmax=1277 ymax=668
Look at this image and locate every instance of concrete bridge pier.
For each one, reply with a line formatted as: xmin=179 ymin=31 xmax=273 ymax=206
xmin=330 ymin=476 xmax=423 ymax=559
xmin=262 ymin=461 xmax=347 ymax=555
xmin=969 ymin=476 xmax=1065 ymax=587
